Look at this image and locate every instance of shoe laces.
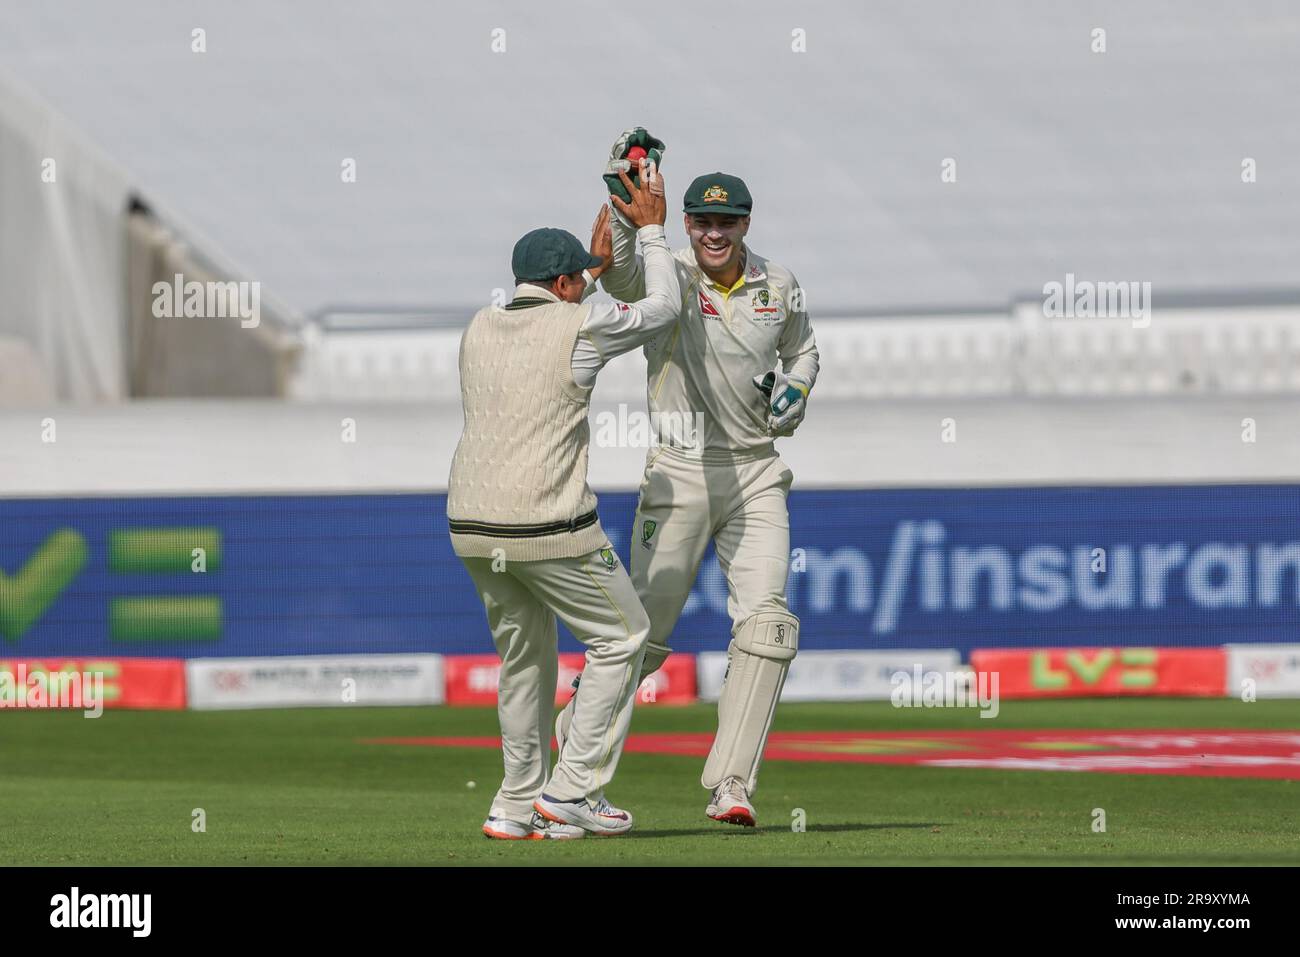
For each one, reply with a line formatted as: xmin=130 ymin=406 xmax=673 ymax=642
xmin=717 ymin=776 xmax=746 ymax=800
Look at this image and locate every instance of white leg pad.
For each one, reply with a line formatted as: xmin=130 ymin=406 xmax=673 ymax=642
xmin=701 ymin=612 xmax=799 ymax=792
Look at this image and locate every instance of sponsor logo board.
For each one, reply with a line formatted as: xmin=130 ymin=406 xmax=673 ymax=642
xmin=696 ymin=649 xmax=961 ymax=702
xmin=970 ymin=647 xmax=1225 ymax=698
xmin=0 ymin=657 xmax=184 ymax=710
xmin=187 ymin=654 xmax=444 ymax=710
xmin=1226 ymin=644 xmax=1300 ymax=698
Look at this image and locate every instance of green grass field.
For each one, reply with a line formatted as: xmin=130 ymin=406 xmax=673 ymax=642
xmin=3 ymin=698 xmax=1298 ymax=866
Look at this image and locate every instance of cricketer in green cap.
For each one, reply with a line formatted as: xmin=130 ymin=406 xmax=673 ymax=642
xmin=511 ymin=224 xmax=606 ymax=303
xmin=682 ymin=172 xmax=753 ymax=290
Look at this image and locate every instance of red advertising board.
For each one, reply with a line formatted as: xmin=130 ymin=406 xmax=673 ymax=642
xmin=970 ymin=647 xmax=1226 ymax=699
xmin=631 ymin=651 xmax=695 ymax=704
xmin=0 ymin=658 xmax=187 ymax=710
xmin=444 ymin=652 xmax=696 ymax=706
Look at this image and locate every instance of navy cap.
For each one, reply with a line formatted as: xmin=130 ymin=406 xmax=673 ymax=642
xmin=512 ymin=228 xmax=602 ymax=283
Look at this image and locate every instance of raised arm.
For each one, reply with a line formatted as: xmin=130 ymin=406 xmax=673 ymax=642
xmin=579 ymin=162 xmax=680 ymax=365
xmin=599 ymin=205 xmax=648 ymax=303
xmin=597 ymin=127 xmax=665 ymax=304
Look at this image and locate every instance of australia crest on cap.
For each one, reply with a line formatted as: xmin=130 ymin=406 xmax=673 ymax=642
xmin=702 ymin=185 xmax=729 ymax=204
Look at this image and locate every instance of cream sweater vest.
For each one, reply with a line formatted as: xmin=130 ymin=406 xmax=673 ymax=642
xmin=447 ymin=295 xmax=606 ymax=561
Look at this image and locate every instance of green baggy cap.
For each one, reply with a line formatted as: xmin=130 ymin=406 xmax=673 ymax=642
xmin=512 ymin=228 xmax=602 ymax=283
xmin=683 ymin=172 xmax=752 ymax=216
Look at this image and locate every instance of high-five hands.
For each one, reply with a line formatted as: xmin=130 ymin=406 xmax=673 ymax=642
xmin=588 ymin=205 xmax=613 ymax=280
xmin=611 ymin=160 xmax=666 ymax=230
xmin=603 ymin=127 xmax=667 ymax=203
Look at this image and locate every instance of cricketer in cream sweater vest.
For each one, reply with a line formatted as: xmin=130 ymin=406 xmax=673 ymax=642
xmin=449 ymin=170 xmax=680 ymax=839
xmin=448 ymin=296 xmax=605 ymax=562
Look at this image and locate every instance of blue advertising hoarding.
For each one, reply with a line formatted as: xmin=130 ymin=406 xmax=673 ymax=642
xmin=2 ymin=485 xmax=1298 ymax=660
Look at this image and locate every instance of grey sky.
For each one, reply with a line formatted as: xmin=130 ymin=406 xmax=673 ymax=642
xmin=4 ymin=0 xmax=1298 ymax=317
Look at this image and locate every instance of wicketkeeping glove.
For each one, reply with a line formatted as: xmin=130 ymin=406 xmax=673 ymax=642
xmin=753 ymin=368 xmax=811 ymax=437
xmin=602 ymin=127 xmax=666 ymax=204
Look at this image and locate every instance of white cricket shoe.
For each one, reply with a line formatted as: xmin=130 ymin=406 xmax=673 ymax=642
xmin=481 ymin=814 xmax=534 ymax=840
xmin=481 ymin=810 xmax=584 ymax=841
xmin=533 ymin=792 xmax=634 ymax=836
xmin=707 ymin=777 xmax=757 ymax=827
xmin=528 ymin=811 xmax=585 ymax=841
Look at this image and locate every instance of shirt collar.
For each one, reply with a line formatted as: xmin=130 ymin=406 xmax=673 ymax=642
xmin=511 ymin=282 xmax=561 ymax=304
xmin=700 ymin=246 xmax=766 ymax=296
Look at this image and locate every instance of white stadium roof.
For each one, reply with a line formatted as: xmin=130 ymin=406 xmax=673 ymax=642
xmin=3 ymin=0 xmax=1299 ymax=319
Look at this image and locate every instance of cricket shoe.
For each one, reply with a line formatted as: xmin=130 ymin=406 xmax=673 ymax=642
xmin=707 ymin=777 xmax=757 ymax=827
xmin=529 ymin=811 xmax=585 ymax=840
xmin=533 ymin=793 xmax=633 ymax=836
xmin=481 ymin=814 xmax=535 ymax=840
xmin=481 ymin=810 xmax=584 ymax=841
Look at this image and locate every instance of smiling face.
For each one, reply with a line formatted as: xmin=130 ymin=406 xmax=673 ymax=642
xmin=685 ymin=212 xmax=750 ymax=284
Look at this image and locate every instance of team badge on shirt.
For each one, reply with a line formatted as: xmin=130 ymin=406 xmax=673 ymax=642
xmin=599 ymin=546 xmax=618 ymax=573
xmin=641 ymin=519 xmax=658 ymax=549
xmin=750 ymin=287 xmax=781 ymax=320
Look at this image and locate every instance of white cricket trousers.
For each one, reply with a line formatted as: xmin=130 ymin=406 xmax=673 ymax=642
xmin=632 ymin=444 xmax=795 ymax=675
xmin=461 ymin=547 xmax=649 ymax=821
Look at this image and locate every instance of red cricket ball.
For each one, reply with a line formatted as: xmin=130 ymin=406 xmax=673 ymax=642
xmin=625 ymin=146 xmax=648 ymax=165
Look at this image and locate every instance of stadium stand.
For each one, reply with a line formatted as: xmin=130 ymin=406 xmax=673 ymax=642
xmin=3 ymin=1 xmax=1300 ymax=406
